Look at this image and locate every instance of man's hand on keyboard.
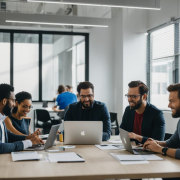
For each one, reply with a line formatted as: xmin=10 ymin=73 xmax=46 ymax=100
xmin=26 ymin=136 xmax=44 ymax=146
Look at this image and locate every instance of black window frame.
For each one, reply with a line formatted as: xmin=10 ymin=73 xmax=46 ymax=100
xmin=0 ymin=29 xmax=89 ymax=102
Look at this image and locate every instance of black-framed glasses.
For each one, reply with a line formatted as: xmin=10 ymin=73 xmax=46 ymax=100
xmin=80 ymin=94 xmax=94 ymax=99
xmin=125 ymin=94 xmax=141 ymax=99
xmin=7 ymin=98 xmax=16 ymax=103
xmin=21 ymin=105 xmax=33 ymax=110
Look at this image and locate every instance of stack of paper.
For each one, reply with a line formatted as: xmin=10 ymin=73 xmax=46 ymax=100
xmin=95 ymin=144 xmax=124 ymax=150
xmin=48 ymin=152 xmax=85 ymax=163
xmin=11 ymin=151 xmax=40 ymax=162
xmin=110 ymin=153 xmax=163 ymax=165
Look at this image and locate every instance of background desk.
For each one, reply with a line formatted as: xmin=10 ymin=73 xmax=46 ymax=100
xmin=0 ymin=136 xmax=180 ymax=180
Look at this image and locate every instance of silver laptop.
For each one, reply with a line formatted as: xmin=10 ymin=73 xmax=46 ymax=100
xmin=64 ymin=121 xmax=102 ymax=145
xmin=26 ymin=124 xmax=60 ymax=151
xmin=119 ymin=128 xmax=154 ymax=155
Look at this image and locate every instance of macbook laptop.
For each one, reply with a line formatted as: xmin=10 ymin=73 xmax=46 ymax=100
xmin=119 ymin=128 xmax=154 ymax=155
xmin=64 ymin=121 xmax=102 ymax=145
xmin=26 ymin=124 xmax=60 ymax=151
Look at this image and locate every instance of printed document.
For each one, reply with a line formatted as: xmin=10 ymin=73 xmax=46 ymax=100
xmin=11 ymin=151 xmax=40 ymax=161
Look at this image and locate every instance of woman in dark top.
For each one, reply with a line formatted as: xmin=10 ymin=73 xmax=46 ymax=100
xmin=4 ymin=91 xmax=40 ymax=136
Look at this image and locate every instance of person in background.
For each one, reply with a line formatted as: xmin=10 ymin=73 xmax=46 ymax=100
xmin=53 ymin=85 xmax=77 ymax=112
xmin=120 ymin=80 xmax=165 ymax=144
xmin=65 ymin=85 xmax=73 ymax=93
xmin=0 ymin=83 xmax=44 ymax=154
xmin=5 ymin=91 xmax=41 ymax=136
xmin=64 ymin=81 xmax=111 ymax=141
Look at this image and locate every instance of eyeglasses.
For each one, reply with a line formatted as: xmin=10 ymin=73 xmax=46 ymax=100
xmin=125 ymin=94 xmax=141 ymax=100
xmin=7 ymin=98 xmax=16 ymax=103
xmin=80 ymin=94 xmax=94 ymax=99
xmin=21 ymin=105 xmax=33 ymax=110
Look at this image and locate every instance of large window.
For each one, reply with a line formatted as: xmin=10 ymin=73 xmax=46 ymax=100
xmin=0 ymin=30 xmax=89 ymax=101
xmin=0 ymin=33 xmax=10 ymax=84
xmin=148 ymin=24 xmax=179 ymax=109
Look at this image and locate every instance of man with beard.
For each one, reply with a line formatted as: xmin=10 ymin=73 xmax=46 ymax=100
xmin=0 ymin=83 xmax=44 ymax=154
xmin=143 ymin=84 xmax=180 ymax=180
xmin=64 ymin=81 xmax=111 ymax=141
xmin=120 ymin=81 xmax=165 ymax=144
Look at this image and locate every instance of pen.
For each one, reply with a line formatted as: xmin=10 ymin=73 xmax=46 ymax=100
xmin=76 ymin=154 xmax=83 ymax=159
xmin=100 ymin=145 xmax=108 ymax=146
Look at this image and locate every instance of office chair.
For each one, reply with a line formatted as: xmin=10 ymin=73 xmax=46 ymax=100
xmin=164 ymin=132 xmax=173 ymax=141
xmin=35 ymin=109 xmax=53 ymax=134
xmin=109 ymin=112 xmax=119 ymax=135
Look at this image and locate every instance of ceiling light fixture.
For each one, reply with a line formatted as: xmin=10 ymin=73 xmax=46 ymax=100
xmin=27 ymin=0 xmax=161 ymax=10
xmin=6 ymin=20 xmax=108 ymax=28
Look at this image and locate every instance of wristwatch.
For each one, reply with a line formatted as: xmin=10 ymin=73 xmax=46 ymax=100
xmin=162 ymin=147 xmax=169 ymax=156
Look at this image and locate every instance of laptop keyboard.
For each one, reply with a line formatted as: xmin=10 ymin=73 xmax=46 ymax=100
xmin=133 ymin=148 xmax=154 ymax=155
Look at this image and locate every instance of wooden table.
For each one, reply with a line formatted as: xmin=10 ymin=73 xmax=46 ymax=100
xmin=0 ymin=136 xmax=180 ymax=180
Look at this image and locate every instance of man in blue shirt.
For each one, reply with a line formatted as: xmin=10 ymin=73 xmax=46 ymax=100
xmin=64 ymin=81 xmax=111 ymax=141
xmin=53 ymin=85 xmax=77 ymax=112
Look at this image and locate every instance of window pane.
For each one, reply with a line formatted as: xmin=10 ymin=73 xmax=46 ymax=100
xmin=150 ymin=57 xmax=174 ymax=109
xmin=42 ymin=35 xmax=85 ymax=101
xmin=13 ymin=33 xmax=39 ymax=100
xmin=0 ymin=33 xmax=10 ymax=84
xmin=151 ymin=25 xmax=174 ymax=60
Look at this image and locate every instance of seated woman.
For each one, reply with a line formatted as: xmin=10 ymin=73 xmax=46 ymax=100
xmin=4 ymin=91 xmax=40 ymax=136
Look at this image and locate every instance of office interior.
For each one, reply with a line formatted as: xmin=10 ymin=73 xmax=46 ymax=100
xmin=0 ymin=0 xmax=178 ymax=136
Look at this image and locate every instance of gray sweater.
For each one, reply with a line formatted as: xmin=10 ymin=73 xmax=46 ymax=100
xmin=166 ymin=120 xmax=180 ymax=159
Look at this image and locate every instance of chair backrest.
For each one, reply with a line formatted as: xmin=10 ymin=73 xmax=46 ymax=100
xmin=57 ymin=105 xmax=69 ymax=119
xmin=109 ymin=112 xmax=119 ymax=135
xmin=42 ymin=101 xmax=48 ymax=108
xmin=164 ymin=132 xmax=173 ymax=141
xmin=36 ymin=109 xmax=51 ymax=123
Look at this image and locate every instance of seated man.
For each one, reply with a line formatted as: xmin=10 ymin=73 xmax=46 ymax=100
xmin=143 ymin=83 xmax=180 ymax=180
xmin=64 ymin=81 xmax=111 ymax=141
xmin=120 ymin=80 xmax=165 ymax=144
xmin=53 ymin=85 xmax=77 ymax=112
xmin=0 ymin=83 xmax=44 ymax=154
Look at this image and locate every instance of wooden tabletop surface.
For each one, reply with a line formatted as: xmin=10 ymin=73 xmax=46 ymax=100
xmin=0 ymin=136 xmax=180 ymax=180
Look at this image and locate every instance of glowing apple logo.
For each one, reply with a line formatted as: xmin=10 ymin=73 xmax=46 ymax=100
xmin=81 ymin=131 xmax=85 ymax=136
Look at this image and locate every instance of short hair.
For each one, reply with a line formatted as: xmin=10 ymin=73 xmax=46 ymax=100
xmin=0 ymin=84 xmax=14 ymax=102
xmin=128 ymin=81 xmax=149 ymax=95
xmin=167 ymin=84 xmax=180 ymax=99
xmin=66 ymin=85 xmax=72 ymax=89
xmin=12 ymin=92 xmax=32 ymax=113
xmin=58 ymin=85 xmax=65 ymax=94
xmin=77 ymin=81 xmax=94 ymax=94
xmin=15 ymin=91 xmax=32 ymax=104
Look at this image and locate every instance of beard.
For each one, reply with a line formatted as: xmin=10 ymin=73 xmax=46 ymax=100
xmin=81 ymin=100 xmax=93 ymax=109
xmin=171 ymin=106 xmax=180 ymax=118
xmin=129 ymin=98 xmax=142 ymax=110
xmin=3 ymin=101 xmax=12 ymax=116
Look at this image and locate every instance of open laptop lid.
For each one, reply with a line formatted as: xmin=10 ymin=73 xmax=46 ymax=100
xmin=44 ymin=124 xmax=60 ymax=150
xmin=64 ymin=121 xmax=102 ymax=145
xmin=119 ymin=128 xmax=134 ymax=154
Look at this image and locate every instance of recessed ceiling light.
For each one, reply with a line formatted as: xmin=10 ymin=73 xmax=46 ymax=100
xmin=27 ymin=0 xmax=161 ymax=10
xmin=6 ymin=20 xmax=108 ymax=28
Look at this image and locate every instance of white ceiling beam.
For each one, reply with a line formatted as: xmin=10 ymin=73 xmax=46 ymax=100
xmin=0 ymin=12 xmax=110 ymax=27
xmin=27 ymin=0 xmax=161 ymax=10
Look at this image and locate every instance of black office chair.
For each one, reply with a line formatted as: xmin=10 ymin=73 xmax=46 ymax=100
xmin=164 ymin=132 xmax=173 ymax=141
xmin=35 ymin=109 xmax=53 ymax=134
xmin=110 ymin=112 xmax=119 ymax=135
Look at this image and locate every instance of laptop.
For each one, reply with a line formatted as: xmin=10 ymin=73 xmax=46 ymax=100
xmin=26 ymin=124 xmax=60 ymax=151
xmin=119 ymin=128 xmax=154 ymax=155
xmin=64 ymin=121 xmax=102 ymax=145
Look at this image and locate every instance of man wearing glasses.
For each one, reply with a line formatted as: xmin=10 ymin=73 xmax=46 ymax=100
xmin=64 ymin=81 xmax=111 ymax=141
xmin=0 ymin=83 xmax=44 ymax=154
xmin=120 ymin=81 xmax=165 ymax=144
